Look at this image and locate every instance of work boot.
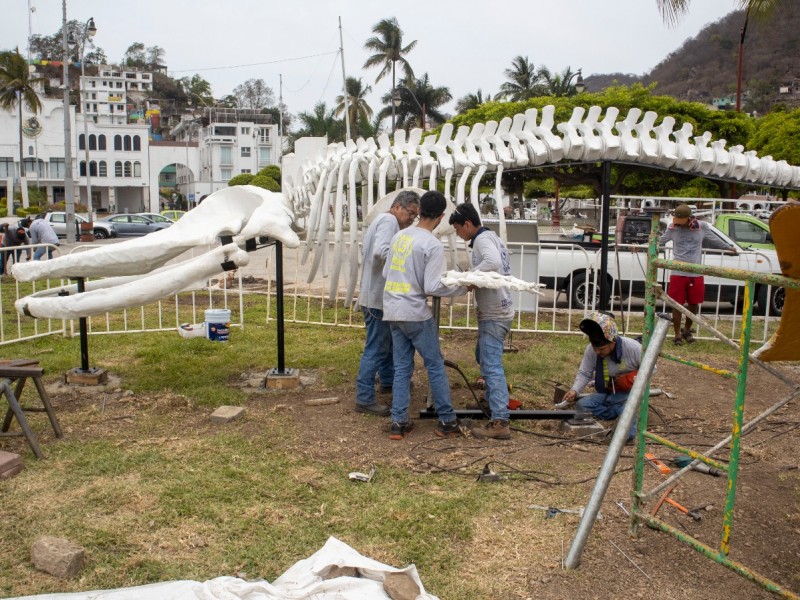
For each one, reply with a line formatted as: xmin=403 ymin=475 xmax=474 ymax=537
xmin=355 ymin=402 xmax=390 ymax=417
xmin=682 ymin=329 xmax=696 ymax=344
xmin=472 ymin=419 xmax=512 ymax=440
xmin=434 ymin=419 xmax=464 ymax=438
xmin=389 ymin=420 xmax=414 ymax=440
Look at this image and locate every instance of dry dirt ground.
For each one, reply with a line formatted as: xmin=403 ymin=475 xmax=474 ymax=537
xmin=7 ymin=330 xmax=800 ymax=600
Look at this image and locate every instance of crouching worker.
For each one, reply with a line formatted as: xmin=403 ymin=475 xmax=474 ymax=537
xmin=560 ymin=312 xmax=642 ymax=441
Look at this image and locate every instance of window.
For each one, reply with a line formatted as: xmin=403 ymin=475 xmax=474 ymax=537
xmin=258 ymin=128 xmax=271 ymax=143
xmin=98 ymin=135 xmax=106 ymax=150
xmin=114 ymin=135 xmax=122 ymax=151
xmin=49 ymin=159 xmax=65 ymax=179
xmin=23 ymin=158 xmax=41 ymax=177
xmin=220 ymin=146 xmax=232 ymax=165
xmin=259 ymin=147 xmax=271 ymax=167
xmin=0 ymin=158 xmax=13 ymax=178
xmin=114 ymin=161 xmax=122 ymax=177
xmin=241 ymin=146 xmax=251 ymax=157
xmin=89 ymin=135 xmax=97 ymax=151
xmin=79 ymin=134 xmax=86 ymax=150
xmin=28 ymin=145 xmax=34 ymax=156
xmin=50 ymin=213 xmax=66 ymax=224
xmin=221 ymin=168 xmax=232 ymax=182
xmin=123 ymin=135 xmax=132 ymax=151
xmin=133 ymin=161 xmax=141 ymax=177
xmin=99 ymin=161 xmax=107 ymax=177
xmin=730 ymin=220 xmax=768 ymax=245
xmin=241 ymin=127 xmax=250 ymax=135
xmin=89 ymin=161 xmax=98 ymax=177
xmin=241 ymin=169 xmax=251 ymax=174
xmin=80 ymin=161 xmax=86 ymax=176
xmin=133 ymin=136 xmax=141 ymax=151
xmin=124 ymin=161 xmax=132 ymax=177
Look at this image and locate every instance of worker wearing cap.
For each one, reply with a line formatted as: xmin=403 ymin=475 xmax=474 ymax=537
xmin=560 ymin=312 xmax=642 ymax=441
xmin=660 ymin=204 xmax=737 ymax=345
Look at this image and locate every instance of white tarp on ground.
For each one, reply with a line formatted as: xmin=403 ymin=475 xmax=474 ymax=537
xmin=11 ymin=537 xmax=439 ymax=600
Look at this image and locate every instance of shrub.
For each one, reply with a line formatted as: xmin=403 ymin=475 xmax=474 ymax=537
xmin=228 ymin=173 xmax=255 ymax=187
xmin=257 ymin=165 xmax=281 ymax=184
xmin=250 ymin=174 xmax=280 ymax=192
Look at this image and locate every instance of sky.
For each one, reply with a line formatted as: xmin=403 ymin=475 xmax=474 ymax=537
xmin=1 ymin=0 xmax=742 ymax=123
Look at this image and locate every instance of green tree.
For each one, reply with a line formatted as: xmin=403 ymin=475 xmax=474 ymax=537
xmin=146 ymin=45 xmax=167 ymax=70
xmin=381 ymin=74 xmax=451 ymax=131
xmin=250 ymin=174 xmax=280 ymax=192
xmin=123 ymin=42 xmax=146 ymax=67
xmin=495 ymin=56 xmax=546 ymax=101
xmin=292 ymin=102 xmax=345 ymax=144
xmin=539 ymin=66 xmax=580 ymax=97
xmin=258 ymin=165 xmax=281 ymax=184
xmin=748 ymin=108 xmax=800 ymax=165
xmin=232 ymin=78 xmax=275 ymax=110
xmin=363 ymin=17 xmax=417 ymax=127
xmin=0 ymin=49 xmax=45 ymax=186
xmin=181 ymin=74 xmax=214 ymax=107
xmin=655 ymin=0 xmax=779 ymax=26
xmin=335 ymin=77 xmax=373 ymax=139
xmin=455 ymin=89 xmax=489 ymax=114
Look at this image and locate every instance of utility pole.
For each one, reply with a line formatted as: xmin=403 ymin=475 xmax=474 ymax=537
xmin=62 ymin=0 xmax=76 ymax=243
xmin=339 ymin=16 xmax=350 ymax=140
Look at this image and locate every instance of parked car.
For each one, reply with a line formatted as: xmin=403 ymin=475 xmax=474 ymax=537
xmin=138 ymin=212 xmax=174 ymax=224
xmin=99 ymin=214 xmax=171 ymax=237
xmin=35 ymin=212 xmax=117 ymax=239
xmin=161 ymin=210 xmax=186 ymax=221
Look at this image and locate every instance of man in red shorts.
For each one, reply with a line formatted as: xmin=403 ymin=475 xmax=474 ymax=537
xmin=660 ymin=204 xmax=738 ymax=345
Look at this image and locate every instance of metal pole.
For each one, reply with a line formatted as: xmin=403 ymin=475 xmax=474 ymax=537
xmin=76 ymin=277 xmax=89 ymax=372
xmin=80 ymin=44 xmax=92 ymax=217
xmin=599 ymin=161 xmax=611 ymax=309
xmin=338 ymin=17 xmax=351 ymax=141
xmin=62 ymin=0 xmax=76 ymax=243
xmin=564 ymin=317 xmax=670 ymax=569
xmin=275 ymin=241 xmax=285 ymax=373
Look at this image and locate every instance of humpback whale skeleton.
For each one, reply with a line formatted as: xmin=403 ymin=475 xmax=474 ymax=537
xmin=286 ymin=104 xmax=800 ymax=305
xmin=12 ymin=105 xmax=800 ymax=321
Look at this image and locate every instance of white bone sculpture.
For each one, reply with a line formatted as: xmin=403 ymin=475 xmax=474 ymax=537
xmin=13 ymin=104 xmax=800 ymax=321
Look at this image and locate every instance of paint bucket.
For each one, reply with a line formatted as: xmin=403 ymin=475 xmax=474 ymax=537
xmin=205 ymin=309 xmax=231 ymax=342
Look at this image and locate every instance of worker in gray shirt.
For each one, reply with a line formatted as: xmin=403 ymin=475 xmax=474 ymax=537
xmin=449 ymin=201 xmax=515 ymax=439
xmin=25 ymin=216 xmax=60 ymax=261
xmin=382 ymin=191 xmax=466 ymax=440
xmin=560 ymin=312 xmax=643 ymax=441
xmin=354 ymin=190 xmax=420 ymax=416
xmin=659 ymin=204 xmax=737 ymax=345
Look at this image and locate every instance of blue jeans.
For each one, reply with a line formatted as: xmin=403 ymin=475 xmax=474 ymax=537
xmin=577 ymin=392 xmax=635 ymax=439
xmin=33 ymin=246 xmax=54 ymax=261
xmin=476 ymin=319 xmax=511 ymax=421
xmin=389 ymin=318 xmax=456 ymax=424
xmin=0 ymin=248 xmax=23 ymax=275
xmin=355 ymin=307 xmax=393 ymax=406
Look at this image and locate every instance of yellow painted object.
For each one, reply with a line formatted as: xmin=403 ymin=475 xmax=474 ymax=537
xmin=753 ymin=203 xmax=800 ymax=362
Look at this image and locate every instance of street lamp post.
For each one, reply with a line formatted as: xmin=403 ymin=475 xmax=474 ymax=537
xmin=574 ymin=68 xmax=586 ymax=94
xmin=61 ymin=0 xmax=75 ymax=242
xmin=75 ymin=18 xmax=97 ymax=215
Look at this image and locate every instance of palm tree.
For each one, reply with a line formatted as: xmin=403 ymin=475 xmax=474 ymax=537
xmin=0 ymin=48 xmax=44 ymax=192
xmin=363 ymin=17 xmax=417 ymax=128
xmin=335 ymin=77 xmax=373 ymax=139
xmin=292 ymin=102 xmax=345 ymax=143
xmin=540 ymin=66 xmax=580 ymax=97
xmin=455 ymin=89 xmax=489 ymax=114
xmin=380 ymin=74 xmax=452 ymax=131
xmin=495 ymin=55 xmax=546 ymax=102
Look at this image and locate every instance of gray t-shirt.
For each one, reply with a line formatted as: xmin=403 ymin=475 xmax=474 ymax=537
xmin=470 ymin=228 xmax=514 ymax=321
xmin=570 ymin=335 xmax=643 ymax=394
xmin=28 ymin=219 xmax=59 ymax=246
xmin=357 ymin=212 xmax=399 ymax=310
xmin=659 ymin=220 xmax=733 ymax=277
xmin=382 ymin=226 xmax=465 ymax=322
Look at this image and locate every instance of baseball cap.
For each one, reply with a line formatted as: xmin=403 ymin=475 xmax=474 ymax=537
xmin=673 ymin=204 xmax=692 ymax=219
xmin=579 ymin=311 xmax=619 ymax=347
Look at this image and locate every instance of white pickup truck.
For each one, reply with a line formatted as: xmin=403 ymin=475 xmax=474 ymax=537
xmin=483 ymin=218 xmax=783 ymax=316
xmin=35 ymin=212 xmax=117 ymax=240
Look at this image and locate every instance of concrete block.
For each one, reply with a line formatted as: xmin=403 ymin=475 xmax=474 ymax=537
xmin=0 ymin=451 xmax=23 ymax=479
xmin=559 ymin=418 xmax=606 ymax=438
xmin=210 ymin=406 xmax=245 ymax=424
xmin=265 ymin=368 xmax=300 ymax=390
xmin=383 ymin=571 xmax=420 ymax=600
xmin=64 ymin=367 xmax=108 ymax=385
xmin=31 ymin=536 xmax=85 ymax=578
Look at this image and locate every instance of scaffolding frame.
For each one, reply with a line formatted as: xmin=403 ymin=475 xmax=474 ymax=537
xmin=629 ymin=212 xmax=800 ymax=599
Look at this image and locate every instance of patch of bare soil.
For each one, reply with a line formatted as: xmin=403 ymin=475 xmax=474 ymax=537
xmin=11 ymin=330 xmax=800 ymax=600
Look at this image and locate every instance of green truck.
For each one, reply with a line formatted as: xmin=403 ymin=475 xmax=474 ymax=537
xmin=712 ymin=213 xmax=774 ymax=250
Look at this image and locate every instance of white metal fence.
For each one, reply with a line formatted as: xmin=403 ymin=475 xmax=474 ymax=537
xmin=0 ymin=239 xmax=779 ymax=347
